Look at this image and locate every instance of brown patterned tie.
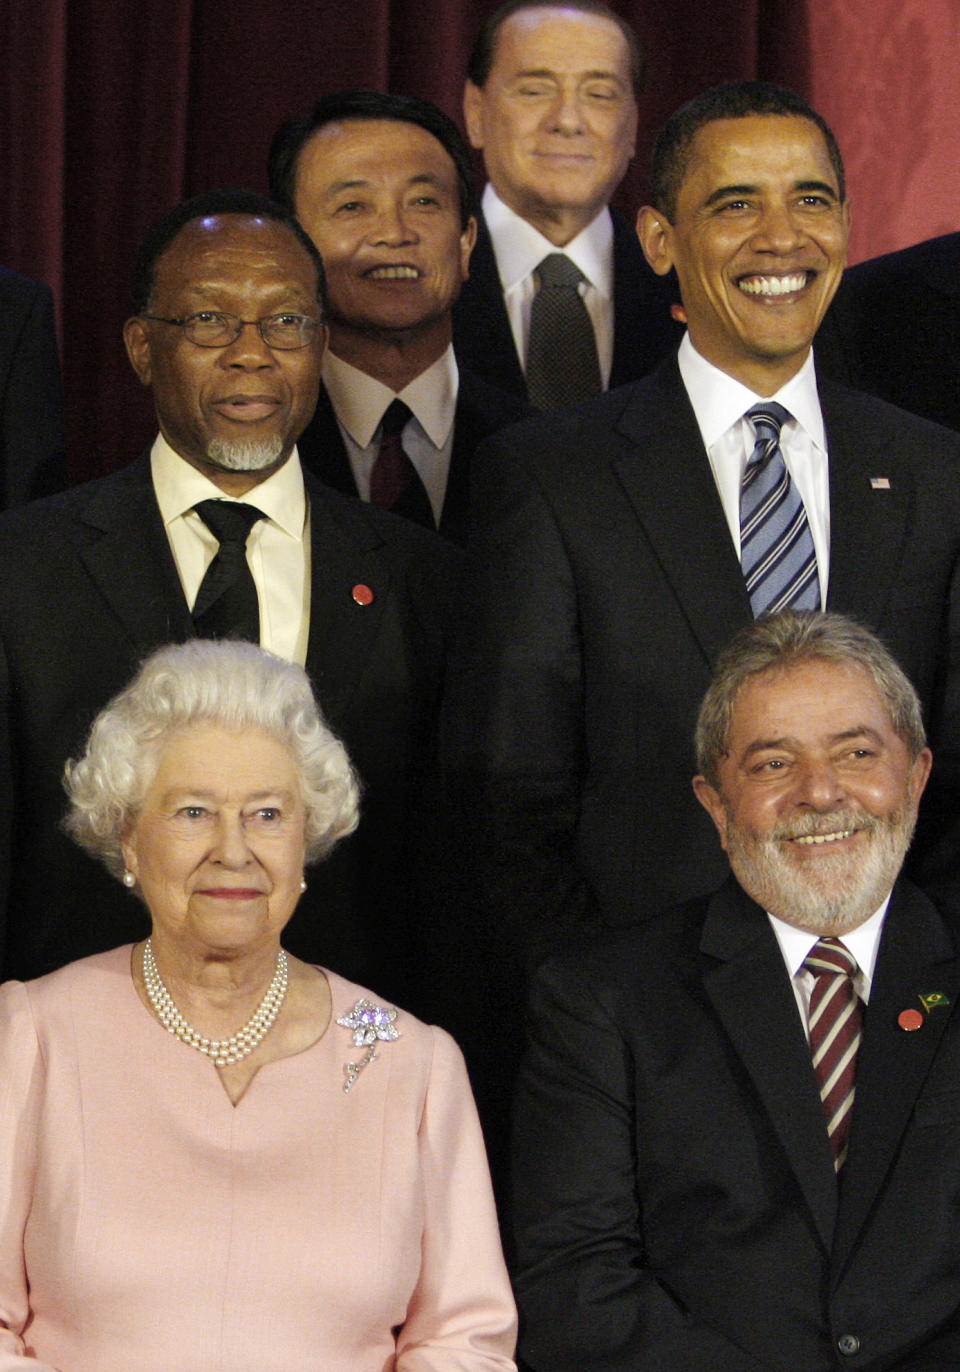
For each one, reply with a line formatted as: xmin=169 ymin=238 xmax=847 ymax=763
xmin=525 ymin=253 xmax=602 ymax=410
xmin=804 ymin=938 xmax=862 ymax=1172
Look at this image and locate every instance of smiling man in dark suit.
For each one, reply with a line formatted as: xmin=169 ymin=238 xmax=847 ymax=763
xmin=440 ymin=84 xmax=960 ymax=1158
xmin=269 ymin=91 xmax=531 ymax=546
xmin=514 ymin=611 xmax=960 ymax=1370
xmin=454 ymin=0 xmax=681 ymax=405
xmin=0 ymin=190 xmax=460 ymax=1005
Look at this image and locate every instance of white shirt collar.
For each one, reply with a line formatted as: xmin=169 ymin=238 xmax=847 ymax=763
xmin=322 ymin=346 xmax=458 ymax=450
xmin=768 ymin=897 xmax=890 ymax=990
xmin=677 ymin=333 xmax=826 ymax=452
xmin=150 ymin=433 xmax=306 ymax=540
xmin=482 ymin=183 xmax=614 ymax=298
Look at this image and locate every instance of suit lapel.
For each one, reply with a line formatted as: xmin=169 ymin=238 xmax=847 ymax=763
xmin=296 ymin=385 xmax=359 ymax=499
xmin=611 ymin=361 xmax=753 ymax=668
xmin=700 ymin=882 xmax=839 ymax=1249
xmin=832 ymin=883 xmax=960 ymax=1272
xmin=302 ymin=473 xmax=392 ymax=726
xmin=820 ymin=380 xmax=914 ymax=629
xmin=453 ymin=218 xmax=527 ymax=397
xmin=74 ymin=454 xmax=193 ymax=649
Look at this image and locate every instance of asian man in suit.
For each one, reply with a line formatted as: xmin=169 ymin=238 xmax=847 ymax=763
xmin=0 ymin=190 xmax=460 ymax=1012
xmin=513 ymin=611 xmax=960 ymax=1370
xmin=269 ymin=91 xmax=531 ymax=546
xmin=440 ymin=84 xmax=960 ymax=1174
xmin=454 ymin=0 xmax=681 ymax=407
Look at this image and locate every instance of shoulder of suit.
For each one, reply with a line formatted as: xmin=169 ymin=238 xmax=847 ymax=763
xmin=819 ymin=376 xmax=960 ymax=454
xmin=305 ymin=471 xmax=462 ymax=570
xmin=457 ymin=367 xmax=536 ymax=425
xmin=0 ymin=454 xmax=153 ymax=545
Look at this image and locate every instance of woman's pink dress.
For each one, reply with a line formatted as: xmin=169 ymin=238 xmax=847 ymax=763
xmin=0 ymin=948 xmax=517 ymax=1371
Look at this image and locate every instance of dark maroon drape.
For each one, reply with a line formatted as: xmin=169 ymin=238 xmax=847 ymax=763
xmin=1 ymin=0 xmax=957 ymax=483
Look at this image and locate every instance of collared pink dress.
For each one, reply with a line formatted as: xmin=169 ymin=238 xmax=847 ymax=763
xmin=0 ymin=948 xmax=517 ymax=1371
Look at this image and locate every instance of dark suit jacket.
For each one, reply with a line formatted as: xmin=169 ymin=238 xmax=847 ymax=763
xmin=513 ymin=878 xmax=960 ymax=1370
xmin=817 ymin=233 xmax=960 ymax=433
xmin=0 ymin=455 xmax=461 ymax=1012
xmin=0 ymin=266 xmax=66 ymax=505
xmin=296 ymin=367 xmax=533 ymax=546
xmin=451 ymin=209 xmax=683 ymax=401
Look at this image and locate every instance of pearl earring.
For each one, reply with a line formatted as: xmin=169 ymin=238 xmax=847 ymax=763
xmin=299 ymin=878 xmax=307 ymax=893
xmin=122 ymin=870 xmax=136 ymax=889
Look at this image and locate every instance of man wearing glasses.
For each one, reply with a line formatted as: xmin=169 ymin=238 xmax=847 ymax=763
xmin=0 ymin=190 xmax=460 ymax=1010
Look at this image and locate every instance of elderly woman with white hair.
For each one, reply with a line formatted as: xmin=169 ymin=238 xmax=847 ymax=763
xmin=0 ymin=640 xmax=516 ymax=1372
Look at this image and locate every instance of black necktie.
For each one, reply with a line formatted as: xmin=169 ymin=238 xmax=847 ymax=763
xmin=192 ymin=499 xmax=265 ymax=642
xmin=525 ymin=253 xmax=603 ymax=410
xmin=369 ymin=399 xmax=435 ymax=529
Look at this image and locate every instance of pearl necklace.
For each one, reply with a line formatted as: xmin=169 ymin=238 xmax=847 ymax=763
xmin=142 ymin=938 xmax=289 ymax=1068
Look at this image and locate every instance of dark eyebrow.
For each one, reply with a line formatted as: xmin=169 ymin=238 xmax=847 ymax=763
xmin=324 ymin=177 xmax=372 ymax=199
xmin=794 ymin=179 xmax=840 ymax=201
xmin=703 ymin=183 xmax=758 ymax=209
xmin=703 ymin=178 xmax=839 ymax=210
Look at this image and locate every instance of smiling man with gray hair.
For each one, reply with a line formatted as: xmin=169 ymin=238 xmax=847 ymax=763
xmin=512 ymin=610 xmax=960 ymax=1370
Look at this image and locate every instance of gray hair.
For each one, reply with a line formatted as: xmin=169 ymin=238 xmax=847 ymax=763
xmin=63 ymin=640 xmax=359 ymax=879
xmin=695 ymin=611 xmax=926 ymax=786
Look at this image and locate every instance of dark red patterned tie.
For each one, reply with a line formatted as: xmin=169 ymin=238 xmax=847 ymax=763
xmin=370 ymin=399 xmax=434 ymax=529
xmin=804 ymin=938 xmax=862 ymax=1172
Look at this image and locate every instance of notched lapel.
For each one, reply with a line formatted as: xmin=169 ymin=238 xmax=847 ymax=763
xmin=75 ymin=457 xmax=193 ymax=650
xmin=700 ymin=885 xmax=839 ymax=1249
xmin=821 ymin=384 xmax=914 ymax=628
xmin=832 ymin=886 xmax=960 ymax=1271
xmin=612 ymin=366 xmax=752 ymax=668
xmin=303 ymin=486 xmax=392 ymax=725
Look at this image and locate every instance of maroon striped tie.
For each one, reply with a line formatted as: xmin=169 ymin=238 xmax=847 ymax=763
xmin=804 ymin=938 xmax=862 ymax=1172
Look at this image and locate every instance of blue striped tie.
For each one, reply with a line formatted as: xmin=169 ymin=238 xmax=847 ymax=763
xmin=740 ymin=402 xmax=819 ymax=617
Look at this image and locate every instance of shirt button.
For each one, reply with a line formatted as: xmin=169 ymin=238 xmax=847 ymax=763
xmin=837 ymin=1334 xmax=861 ymax=1356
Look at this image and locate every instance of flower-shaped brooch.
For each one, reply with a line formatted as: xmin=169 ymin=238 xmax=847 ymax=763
xmin=337 ymin=998 xmax=401 ymax=1092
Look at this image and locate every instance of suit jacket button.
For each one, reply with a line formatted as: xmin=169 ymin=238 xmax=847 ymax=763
xmin=837 ymin=1334 xmax=861 ymax=1356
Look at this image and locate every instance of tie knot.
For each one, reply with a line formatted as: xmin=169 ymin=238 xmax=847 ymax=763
xmin=380 ymin=398 xmax=411 ymax=438
xmin=193 ymin=499 xmax=265 ymax=546
xmin=804 ymin=937 xmax=858 ymax=980
xmin=537 ymin=253 xmax=585 ymax=290
xmin=746 ymin=400 xmax=790 ymax=444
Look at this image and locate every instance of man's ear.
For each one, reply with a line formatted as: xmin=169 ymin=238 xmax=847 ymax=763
xmin=692 ymin=774 xmax=730 ymax=851
xmin=123 ymin=316 xmax=153 ymax=387
xmin=460 ymin=214 xmax=479 ymax=280
xmin=636 ymin=205 xmax=675 ymax=278
xmin=462 ymin=82 xmax=485 ymax=150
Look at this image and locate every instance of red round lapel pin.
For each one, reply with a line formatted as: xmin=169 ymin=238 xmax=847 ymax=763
xmin=352 ymin=584 xmax=374 ymax=606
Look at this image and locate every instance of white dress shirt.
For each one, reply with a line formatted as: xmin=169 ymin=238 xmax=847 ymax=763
xmin=767 ymin=899 xmax=890 ymax=1038
xmin=482 ymin=183 xmax=615 ymax=388
xmin=322 ymin=347 xmax=458 ymax=527
xmin=677 ymin=334 xmax=830 ymax=606
xmin=150 ymin=434 xmax=311 ymax=664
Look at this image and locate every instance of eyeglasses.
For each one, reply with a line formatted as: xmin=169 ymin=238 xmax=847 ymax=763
xmin=141 ymin=310 xmax=322 ymax=350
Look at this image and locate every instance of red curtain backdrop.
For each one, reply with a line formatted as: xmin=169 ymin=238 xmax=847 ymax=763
xmin=2 ymin=0 xmax=957 ymax=483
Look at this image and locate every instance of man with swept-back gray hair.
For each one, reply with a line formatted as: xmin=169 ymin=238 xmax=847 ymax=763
xmin=695 ymin=610 xmax=928 ymax=787
xmin=512 ymin=610 xmax=960 ymax=1369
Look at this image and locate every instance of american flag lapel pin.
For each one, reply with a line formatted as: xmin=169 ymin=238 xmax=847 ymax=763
xmin=870 ymin=477 xmax=891 ymax=490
